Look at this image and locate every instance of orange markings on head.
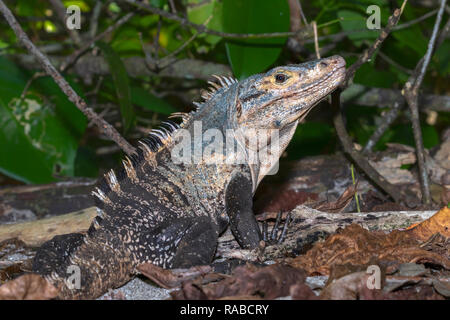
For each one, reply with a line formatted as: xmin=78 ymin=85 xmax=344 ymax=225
xmin=258 ymin=69 xmax=297 ymax=91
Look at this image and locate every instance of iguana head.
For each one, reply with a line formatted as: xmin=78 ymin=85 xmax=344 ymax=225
xmin=229 ymin=55 xmax=346 ymax=190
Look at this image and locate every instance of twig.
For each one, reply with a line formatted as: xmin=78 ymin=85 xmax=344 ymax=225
xmin=123 ymin=0 xmax=299 ymax=39
xmin=312 ymin=21 xmax=320 ymax=59
xmin=302 ymin=5 xmax=436 ymax=46
xmin=168 ymin=0 xmax=177 ymax=14
xmin=377 ymin=50 xmax=413 ymax=75
xmin=158 ymin=16 xmax=212 ymax=69
xmin=402 ymin=0 xmax=448 ymax=204
xmin=343 ymin=0 xmax=408 ymax=88
xmin=333 ymin=1 xmax=410 ymax=203
xmin=0 ymin=0 xmax=136 ymax=156
xmin=89 ymin=0 xmax=103 ymax=38
xmin=140 ymin=15 xmax=212 ymax=72
xmin=19 ymin=71 xmax=46 ymax=100
xmin=153 ymin=16 xmax=163 ymax=60
xmin=288 ymin=0 xmax=304 ymax=31
xmin=287 ymin=0 xmax=311 ymax=56
xmin=363 ymin=102 xmax=403 ymax=153
xmin=393 ymin=8 xmax=438 ymax=30
xmin=297 ymin=0 xmax=308 ymax=25
xmin=350 ymin=164 xmax=361 ymax=213
xmin=60 ymin=12 xmax=135 ymax=72
xmin=332 ymin=91 xmax=409 ymax=204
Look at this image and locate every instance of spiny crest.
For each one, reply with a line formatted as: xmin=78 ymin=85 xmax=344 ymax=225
xmin=94 ymin=118 xmax=181 ymax=205
xmin=142 ymin=120 xmax=180 ymax=151
xmin=122 ymin=156 xmax=137 ymax=182
xmin=200 ymin=74 xmax=237 ymax=102
xmin=92 ymin=187 xmax=111 ymax=205
xmin=92 ymin=75 xmax=238 ymax=210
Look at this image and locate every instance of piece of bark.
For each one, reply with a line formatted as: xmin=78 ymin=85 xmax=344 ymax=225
xmin=0 ymin=207 xmax=97 ymax=247
xmin=0 ymin=202 xmax=438 ymax=253
xmin=0 ymin=179 xmax=95 ymax=222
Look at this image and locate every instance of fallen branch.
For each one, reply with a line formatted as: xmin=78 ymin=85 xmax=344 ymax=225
xmin=0 ymin=207 xmax=97 ymax=247
xmin=217 ymin=205 xmax=437 ymax=261
xmin=0 ymin=205 xmax=436 ymax=251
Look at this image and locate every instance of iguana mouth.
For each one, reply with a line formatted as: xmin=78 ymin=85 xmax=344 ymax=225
xmin=286 ymin=65 xmax=345 ymax=124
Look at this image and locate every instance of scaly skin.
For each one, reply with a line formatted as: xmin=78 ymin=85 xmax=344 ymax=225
xmin=32 ymin=56 xmax=346 ymax=299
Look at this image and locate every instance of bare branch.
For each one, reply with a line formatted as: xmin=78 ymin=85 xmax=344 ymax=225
xmin=60 ymin=12 xmax=135 ymax=72
xmin=312 ymin=21 xmax=320 ymax=59
xmin=363 ymin=102 xmax=403 ymax=153
xmin=402 ymin=0 xmax=448 ymax=204
xmin=89 ymin=0 xmax=103 ymax=38
xmin=343 ymin=0 xmax=408 ymax=87
xmin=332 ymin=91 xmax=414 ymax=204
xmin=333 ymin=0 xmax=412 ymax=204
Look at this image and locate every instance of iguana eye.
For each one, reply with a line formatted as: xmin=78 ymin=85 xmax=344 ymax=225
xmin=274 ymin=73 xmax=288 ymax=84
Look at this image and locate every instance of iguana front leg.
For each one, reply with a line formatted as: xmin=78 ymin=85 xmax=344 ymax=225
xmin=225 ymin=172 xmax=262 ymax=249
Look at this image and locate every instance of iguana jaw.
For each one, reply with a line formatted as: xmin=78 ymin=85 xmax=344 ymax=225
xmin=230 ymin=55 xmax=346 ymax=190
xmin=236 ymin=55 xmax=346 ymax=130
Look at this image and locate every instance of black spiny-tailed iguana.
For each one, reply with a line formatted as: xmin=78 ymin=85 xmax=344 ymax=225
xmin=32 ymin=55 xmax=346 ymax=299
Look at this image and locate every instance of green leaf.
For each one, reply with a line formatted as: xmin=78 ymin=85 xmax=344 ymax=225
xmin=337 ymin=10 xmax=378 ymax=46
xmin=63 ymin=1 xmax=90 ymax=11
xmin=391 ymin=28 xmax=427 ymax=56
xmin=97 ymin=41 xmax=135 ymax=134
xmin=287 ymin=122 xmax=335 ymax=158
xmin=130 ymin=87 xmax=177 ymax=115
xmin=385 ymin=123 xmax=439 ymax=149
xmin=150 ymin=0 xmax=167 ymax=8
xmin=74 ymin=146 xmax=98 ymax=178
xmin=16 ymin=0 xmax=34 ymax=16
xmin=0 ymin=57 xmax=85 ymax=183
xmin=33 ymin=76 xmax=87 ymax=138
xmin=391 ymin=1 xmax=428 ymax=56
xmin=434 ymin=41 xmax=450 ymax=76
xmin=0 ymin=96 xmax=79 ymax=183
xmin=222 ymin=0 xmax=290 ymax=79
xmin=187 ymin=0 xmax=223 ymax=45
xmin=422 ymin=125 xmax=439 ymax=149
xmin=354 ymin=63 xmax=397 ymax=88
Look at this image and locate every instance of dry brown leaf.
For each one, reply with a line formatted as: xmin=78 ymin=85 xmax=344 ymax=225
xmin=171 ymin=264 xmax=309 ymax=300
xmin=405 ymin=206 xmax=450 ymax=240
xmin=312 ymin=183 xmax=357 ymax=213
xmin=320 ymin=271 xmax=376 ymax=300
xmin=291 ymin=224 xmax=450 ymax=275
xmin=0 ymin=274 xmax=58 ymax=300
xmin=320 ymin=271 xmax=444 ymax=300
